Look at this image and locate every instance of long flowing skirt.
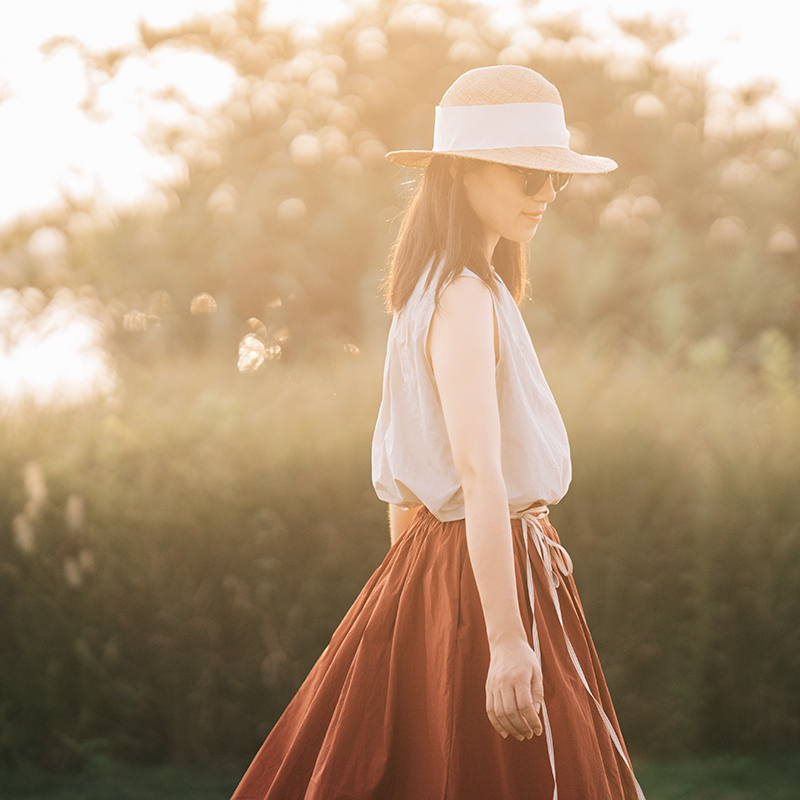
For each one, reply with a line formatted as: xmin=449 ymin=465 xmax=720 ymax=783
xmin=231 ymin=508 xmax=643 ymax=800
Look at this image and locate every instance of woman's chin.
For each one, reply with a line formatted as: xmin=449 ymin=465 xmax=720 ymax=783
xmin=512 ymin=225 xmax=540 ymax=243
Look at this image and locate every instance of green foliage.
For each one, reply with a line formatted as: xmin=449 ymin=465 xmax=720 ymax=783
xmin=546 ymin=348 xmax=800 ymax=755
xmin=0 ymin=356 xmax=387 ymax=770
xmin=1 ymin=352 xmax=799 ymax=768
xmin=635 ymin=754 xmax=800 ymax=800
xmin=0 ymin=760 xmax=239 ymax=799
xmin=1 ymin=0 xmax=798 ymax=363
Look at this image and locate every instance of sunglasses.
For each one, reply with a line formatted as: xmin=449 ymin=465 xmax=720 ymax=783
xmin=509 ymin=167 xmax=572 ymax=196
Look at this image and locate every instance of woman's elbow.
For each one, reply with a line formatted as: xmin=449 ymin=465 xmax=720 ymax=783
xmin=458 ymin=460 xmax=505 ymax=499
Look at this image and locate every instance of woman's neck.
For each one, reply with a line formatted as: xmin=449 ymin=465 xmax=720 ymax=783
xmin=484 ymin=232 xmax=499 ymax=264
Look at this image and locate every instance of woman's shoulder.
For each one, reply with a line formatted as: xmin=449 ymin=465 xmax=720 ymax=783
xmin=430 ymin=270 xmax=498 ymax=356
xmin=438 ymin=269 xmax=494 ymax=308
xmin=400 ymin=262 xmax=502 ymax=324
xmin=432 ymin=263 xmax=500 ymax=299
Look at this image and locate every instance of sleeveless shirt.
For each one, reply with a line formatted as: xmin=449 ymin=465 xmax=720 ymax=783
xmin=371 ymin=264 xmax=571 ymax=522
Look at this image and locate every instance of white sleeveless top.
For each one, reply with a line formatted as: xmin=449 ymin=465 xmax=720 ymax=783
xmin=371 ymin=264 xmax=571 ymax=521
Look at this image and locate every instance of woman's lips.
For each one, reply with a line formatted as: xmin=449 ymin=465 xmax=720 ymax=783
xmin=522 ymin=211 xmax=543 ymax=222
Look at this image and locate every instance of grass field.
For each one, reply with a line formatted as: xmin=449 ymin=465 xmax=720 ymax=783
xmin=0 ymin=760 xmax=239 ymax=800
xmin=2 ymin=351 xmax=799 ymax=771
xmin=3 ymin=756 xmax=800 ymax=799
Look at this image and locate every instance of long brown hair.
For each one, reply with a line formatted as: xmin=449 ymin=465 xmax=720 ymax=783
xmin=384 ymin=155 xmax=527 ymax=312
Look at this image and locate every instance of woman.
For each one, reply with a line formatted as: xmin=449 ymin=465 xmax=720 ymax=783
xmin=232 ymin=65 xmax=645 ymax=800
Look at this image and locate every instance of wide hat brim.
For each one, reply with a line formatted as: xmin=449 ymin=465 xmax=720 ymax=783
xmin=385 ymin=146 xmax=617 ymax=174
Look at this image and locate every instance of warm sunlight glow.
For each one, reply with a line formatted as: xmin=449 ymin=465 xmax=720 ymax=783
xmin=0 ymin=0 xmax=798 ymax=227
xmin=0 ymin=287 xmax=117 ymax=408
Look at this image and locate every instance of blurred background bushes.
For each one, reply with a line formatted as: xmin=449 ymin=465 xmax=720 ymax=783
xmin=2 ymin=353 xmax=799 ymax=770
xmin=1 ymin=0 xmax=799 ymax=772
xmin=3 ymin=0 xmax=798 ymax=361
xmin=0 ymin=358 xmax=388 ymax=771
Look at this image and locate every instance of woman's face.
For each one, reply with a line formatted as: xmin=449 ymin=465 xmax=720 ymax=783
xmin=462 ymin=160 xmax=556 ymax=259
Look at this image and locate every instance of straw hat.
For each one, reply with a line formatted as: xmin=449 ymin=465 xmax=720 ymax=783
xmin=386 ymin=65 xmax=617 ymax=174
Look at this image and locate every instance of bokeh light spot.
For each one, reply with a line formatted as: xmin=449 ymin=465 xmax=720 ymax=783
xmin=277 ymin=198 xmax=307 ymax=221
xmin=238 ymin=333 xmax=266 ymax=372
xmin=190 ymin=293 xmax=217 ymax=315
xmin=768 ymin=225 xmax=798 ymax=255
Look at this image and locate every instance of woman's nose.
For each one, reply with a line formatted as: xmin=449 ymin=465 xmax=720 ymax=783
xmin=533 ymin=176 xmax=557 ymax=202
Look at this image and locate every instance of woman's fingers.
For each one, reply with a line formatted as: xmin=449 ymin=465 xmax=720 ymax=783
xmin=486 ymin=679 xmax=544 ymax=740
xmin=487 ymin=674 xmax=541 ymax=740
xmin=527 ymin=663 xmax=544 ymax=736
xmin=487 ymin=683 xmax=525 ymax=738
xmin=486 ymin=699 xmax=506 ymax=738
xmin=500 ymin=681 xmax=533 ymax=739
xmin=515 ymin=681 xmax=543 ymax=737
xmin=486 ymin=640 xmax=545 ymax=740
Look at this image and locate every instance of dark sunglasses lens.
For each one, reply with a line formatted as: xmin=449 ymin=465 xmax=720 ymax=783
xmin=522 ymin=171 xmax=572 ymax=195
xmin=523 ymin=170 xmax=548 ymax=196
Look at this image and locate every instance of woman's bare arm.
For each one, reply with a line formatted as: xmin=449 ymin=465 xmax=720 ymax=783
xmin=428 ymin=276 xmax=543 ymax=742
xmin=388 ymin=504 xmax=421 ymax=544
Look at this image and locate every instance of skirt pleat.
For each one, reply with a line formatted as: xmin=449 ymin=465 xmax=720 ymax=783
xmin=231 ymin=508 xmax=641 ymax=800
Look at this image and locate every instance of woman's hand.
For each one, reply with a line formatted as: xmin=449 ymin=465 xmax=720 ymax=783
xmin=486 ymin=635 xmax=544 ymax=741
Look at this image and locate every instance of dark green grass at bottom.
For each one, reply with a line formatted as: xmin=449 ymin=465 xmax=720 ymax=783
xmin=3 ymin=755 xmax=800 ymax=799
xmin=0 ymin=760 xmax=241 ymax=800
xmin=635 ymin=755 xmax=800 ymax=800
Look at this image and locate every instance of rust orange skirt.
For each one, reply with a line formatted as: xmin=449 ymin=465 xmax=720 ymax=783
xmin=231 ymin=508 xmax=643 ymax=800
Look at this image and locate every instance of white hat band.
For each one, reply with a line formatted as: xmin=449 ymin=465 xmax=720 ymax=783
xmin=432 ymin=102 xmax=571 ymax=152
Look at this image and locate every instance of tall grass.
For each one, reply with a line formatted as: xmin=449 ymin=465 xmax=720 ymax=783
xmin=545 ymin=339 xmax=800 ymax=755
xmin=1 ymin=346 xmax=798 ymax=770
xmin=0 ymin=355 xmax=387 ymax=770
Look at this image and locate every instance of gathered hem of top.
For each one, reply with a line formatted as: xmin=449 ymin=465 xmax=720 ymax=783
xmin=402 ymin=499 xmax=554 ymax=523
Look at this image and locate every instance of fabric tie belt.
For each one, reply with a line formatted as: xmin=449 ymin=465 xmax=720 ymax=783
xmin=514 ymin=506 xmax=646 ymax=800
